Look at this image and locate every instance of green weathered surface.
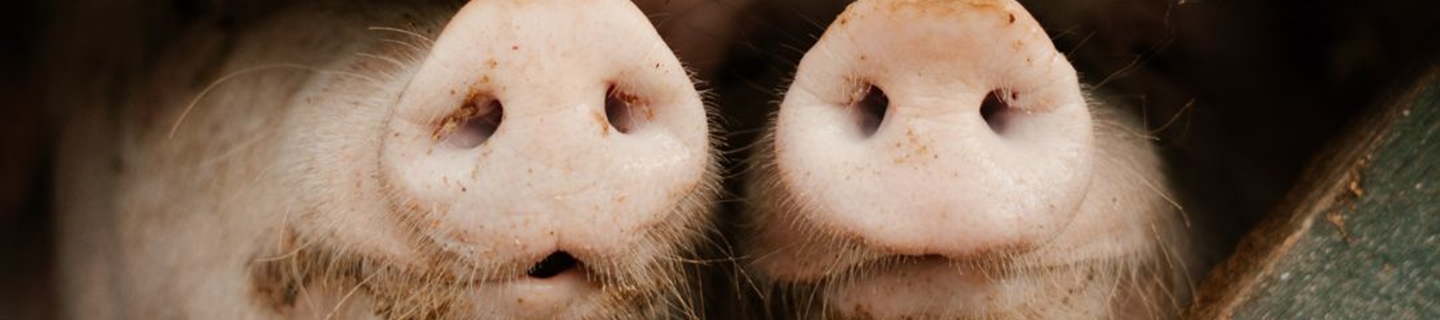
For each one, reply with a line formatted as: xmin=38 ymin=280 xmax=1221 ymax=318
xmin=1190 ymin=69 xmax=1440 ymax=319
xmin=1235 ymin=76 xmax=1439 ymax=319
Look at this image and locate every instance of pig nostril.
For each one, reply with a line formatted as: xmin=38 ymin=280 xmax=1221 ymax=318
xmin=526 ymin=251 xmax=578 ymax=279
xmin=439 ymin=99 xmax=503 ymax=149
xmin=853 ymin=84 xmax=889 ymax=137
xmin=980 ymin=90 xmax=1011 ymax=134
xmin=605 ymin=85 xmax=645 ymax=134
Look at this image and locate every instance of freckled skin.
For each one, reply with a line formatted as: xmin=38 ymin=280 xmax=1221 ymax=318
xmin=736 ymin=0 xmax=1201 ymax=319
xmin=50 ymin=1 xmax=721 ymax=319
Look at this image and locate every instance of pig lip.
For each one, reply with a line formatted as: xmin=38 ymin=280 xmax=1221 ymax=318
xmin=815 ymin=252 xmax=1092 ymax=286
xmin=363 ymin=249 xmax=607 ymax=287
xmin=460 ymin=252 xmax=603 ymax=285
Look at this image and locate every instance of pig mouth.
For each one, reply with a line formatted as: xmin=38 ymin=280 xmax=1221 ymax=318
xmin=526 ymin=251 xmax=581 ymax=279
xmin=250 ymin=240 xmax=679 ymax=319
xmin=793 ymin=244 xmax=1141 ymax=288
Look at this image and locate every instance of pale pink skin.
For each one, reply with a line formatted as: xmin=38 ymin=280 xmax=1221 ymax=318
xmin=53 ymin=1 xmax=718 ymax=319
xmin=740 ymin=0 xmax=1197 ymax=319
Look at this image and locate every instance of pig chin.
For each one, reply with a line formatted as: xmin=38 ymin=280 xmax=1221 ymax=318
xmin=249 ymin=187 xmax=717 ymax=320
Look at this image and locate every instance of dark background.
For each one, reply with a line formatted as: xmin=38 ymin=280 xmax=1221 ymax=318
xmin=2 ymin=0 xmax=52 ymax=318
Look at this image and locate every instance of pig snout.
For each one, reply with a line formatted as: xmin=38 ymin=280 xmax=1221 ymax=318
xmin=754 ymin=0 xmax=1091 ymax=278
xmin=769 ymin=0 xmax=1093 ymax=260
xmin=382 ymin=0 xmax=710 ymax=278
xmin=379 ymin=0 xmax=714 ymax=316
xmin=739 ymin=0 xmax=1196 ymax=319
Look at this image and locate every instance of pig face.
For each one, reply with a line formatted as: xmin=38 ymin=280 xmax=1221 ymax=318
xmin=55 ymin=0 xmax=719 ymax=319
xmin=736 ymin=0 xmax=1198 ymax=319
